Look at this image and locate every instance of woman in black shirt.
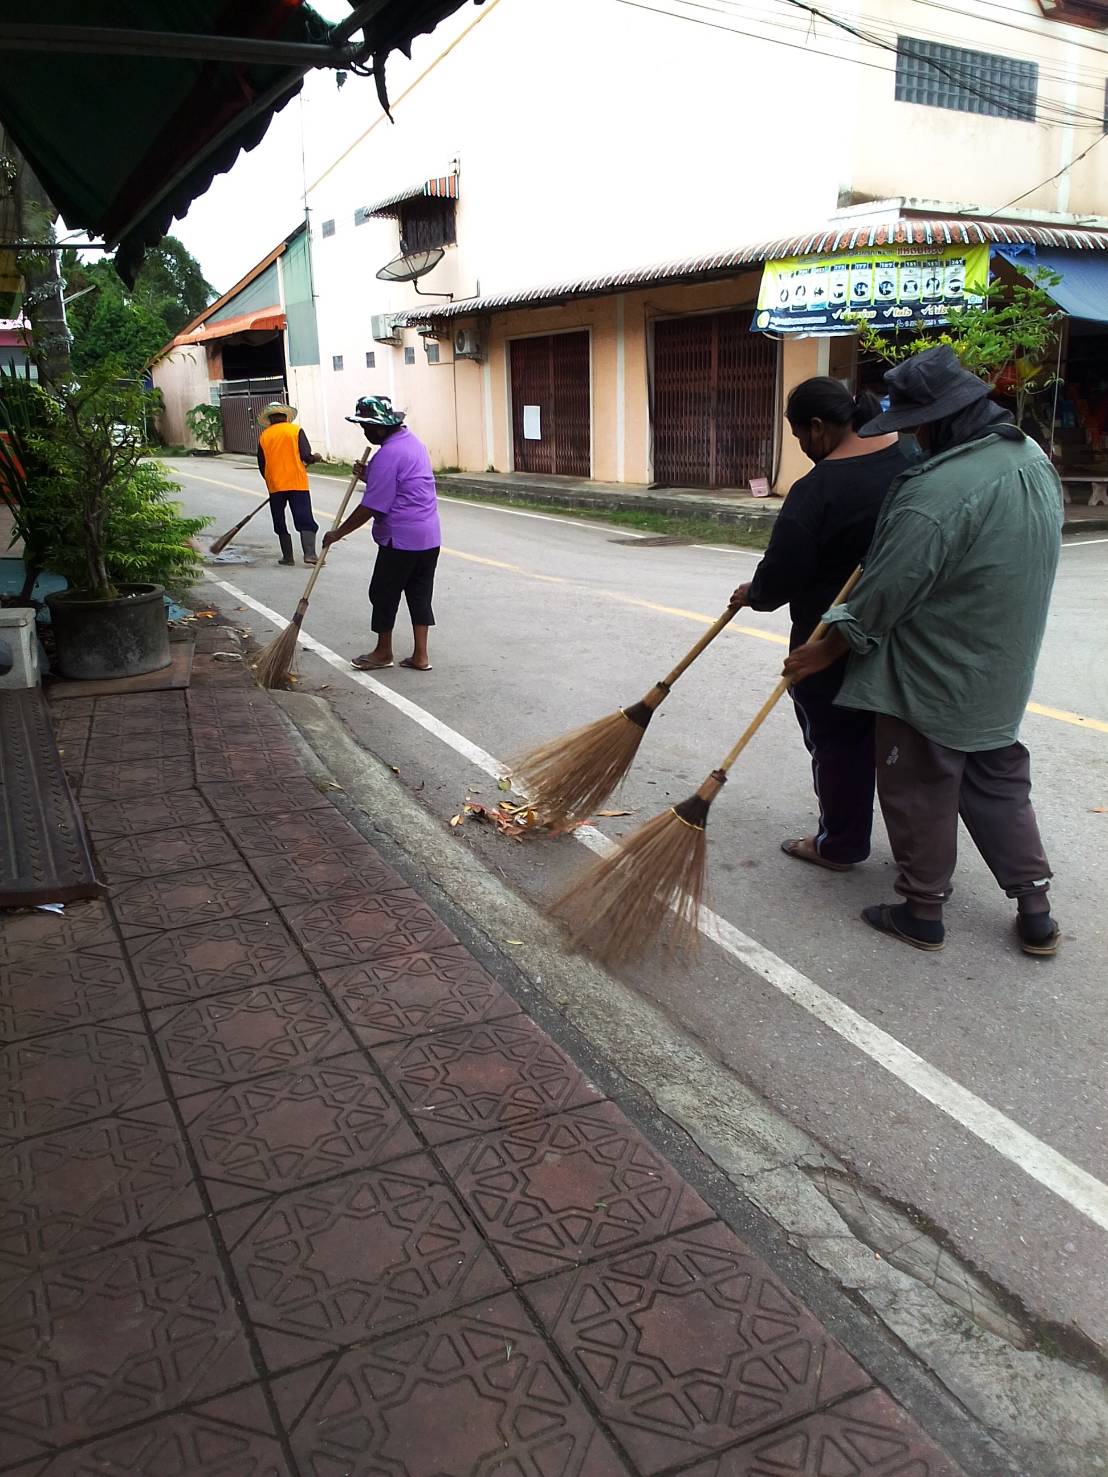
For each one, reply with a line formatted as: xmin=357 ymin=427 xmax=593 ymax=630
xmin=732 ymin=378 xmax=909 ymax=870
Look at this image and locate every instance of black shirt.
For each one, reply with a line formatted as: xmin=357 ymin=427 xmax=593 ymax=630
xmin=746 ymin=443 xmax=909 ymax=651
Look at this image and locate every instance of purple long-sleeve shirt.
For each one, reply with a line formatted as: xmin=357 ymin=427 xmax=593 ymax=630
xmin=360 ymin=427 xmax=441 ymax=550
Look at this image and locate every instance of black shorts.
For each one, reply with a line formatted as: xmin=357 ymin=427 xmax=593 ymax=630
xmin=368 ymin=544 xmax=440 ymax=631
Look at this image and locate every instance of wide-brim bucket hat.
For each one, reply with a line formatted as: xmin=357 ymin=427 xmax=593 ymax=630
xmin=258 ymin=402 xmax=298 ymax=426
xmin=346 ymin=394 xmax=406 ymax=427
xmin=860 ymin=345 xmax=991 ymax=435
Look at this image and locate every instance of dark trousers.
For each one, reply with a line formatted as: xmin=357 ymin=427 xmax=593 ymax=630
xmin=791 ymin=676 xmax=876 ymax=864
xmin=269 ymin=491 xmax=318 ymax=535
xmin=369 ymin=544 xmax=440 ymax=633
xmin=875 ymin=714 xmax=1052 ymax=915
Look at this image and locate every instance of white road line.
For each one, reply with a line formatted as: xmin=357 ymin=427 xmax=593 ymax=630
xmin=1062 ymin=536 xmax=1108 ymax=547
xmin=207 ymin=570 xmax=1108 ymax=1234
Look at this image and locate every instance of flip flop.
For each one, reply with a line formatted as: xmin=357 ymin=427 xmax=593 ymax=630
xmin=1016 ymin=917 xmax=1060 ymax=957
xmin=781 ymin=837 xmax=853 ymax=872
xmin=351 ymin=655 xmax=394 ymax=671
xmin=861 ymin=904 xmax=945 ymax=952
xmin=399 ymin=657 xmax=432 ymax=671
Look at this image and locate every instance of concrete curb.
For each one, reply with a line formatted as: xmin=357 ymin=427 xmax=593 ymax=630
xmin=266 ymin=687 xmax=1108 ymax=1477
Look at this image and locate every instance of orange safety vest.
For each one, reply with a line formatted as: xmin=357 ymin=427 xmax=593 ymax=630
xmin=258 ymin=421 xmax=309 ymax=493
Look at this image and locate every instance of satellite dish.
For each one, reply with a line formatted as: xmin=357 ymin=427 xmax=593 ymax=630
xmin=376 ymin=247 xmax=445 ymax=283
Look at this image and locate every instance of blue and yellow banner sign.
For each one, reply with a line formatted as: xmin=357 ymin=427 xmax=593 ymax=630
xmin=754 ymin=243 xmax=990 ymax=335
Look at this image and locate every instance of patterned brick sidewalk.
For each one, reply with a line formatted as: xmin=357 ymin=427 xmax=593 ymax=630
xmin=0 ymin=640 xmax=969 ymax=1476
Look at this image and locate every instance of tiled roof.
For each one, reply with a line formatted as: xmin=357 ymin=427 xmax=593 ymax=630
xmin=399 ymin=217 xmax=1108 ymax=322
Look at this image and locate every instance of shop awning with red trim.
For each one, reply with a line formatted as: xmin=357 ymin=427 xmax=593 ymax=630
xmin=173 ymin=308 xmax=286 ymax=346
xmin=360 ymin=172 xmax=459 ymax=221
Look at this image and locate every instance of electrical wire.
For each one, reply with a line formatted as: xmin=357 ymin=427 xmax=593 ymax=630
xmin=989 ymin=130 xmax=1108 ymax=211
xmin=616 ymin=0 xmax=1108 ymax=129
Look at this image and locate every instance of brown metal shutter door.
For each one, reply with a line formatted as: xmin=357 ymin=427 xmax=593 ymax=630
xmin=510 ymin=332 xmax=591 ymax=477
xmin=219 ymin=393 xmax=275 ymax=454
xmin=653 ymin=316 xmax=713 ymax=487
xmin=653 ymin=311 xmax=776 ymax=490
xmin=715 ymin=310 xmax=777 ymax=488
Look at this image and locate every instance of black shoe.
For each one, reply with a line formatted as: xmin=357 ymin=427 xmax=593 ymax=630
xmin=300 ymin=531 xmax=318 ymax=565
xmin=278 ymin=534 xmax=295 ymax=566
xmin=861 ymin=903 xmax=945 ymax=951
xmin=1016 ymin=912 xmax=1060 ymax=957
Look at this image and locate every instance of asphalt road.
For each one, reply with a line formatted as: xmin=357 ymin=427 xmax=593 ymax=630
xmin=169 ymin=455 xmax=1108 ymax=1352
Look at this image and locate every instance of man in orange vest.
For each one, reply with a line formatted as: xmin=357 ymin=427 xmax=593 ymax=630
xmin=257 ymin=402 xmax=323 ymax=565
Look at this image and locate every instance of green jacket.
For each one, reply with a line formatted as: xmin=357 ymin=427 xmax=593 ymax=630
xmin=823 ymin=428 xmax=1062 ymax=751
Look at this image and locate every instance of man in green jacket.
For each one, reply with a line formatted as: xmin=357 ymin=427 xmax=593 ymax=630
xmin=784 ymin=346 xmax=1062 ymax=956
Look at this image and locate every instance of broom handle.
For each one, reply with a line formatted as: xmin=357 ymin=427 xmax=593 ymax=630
xmin=717 ymin=564 xmax=864 ymax=777
xmin=659 ymin=604 xmax=740 ymax=688
xmin=211 ymin=497 xmax=268 ymax=551
xmin=292 ymin=469 xmax=363 ymax=610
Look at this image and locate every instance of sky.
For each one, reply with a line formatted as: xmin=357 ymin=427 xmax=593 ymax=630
xmin=168 ymin=3 xmax=472 ymax=296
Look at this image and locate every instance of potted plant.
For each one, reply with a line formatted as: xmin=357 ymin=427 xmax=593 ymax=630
xmin=185 ymin=402 xmax=223 ymax=455
xmin=25 ymin=370 xmax=208 ymax=680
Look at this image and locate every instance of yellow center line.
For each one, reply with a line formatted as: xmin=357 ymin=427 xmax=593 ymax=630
xmin=172 ymin=464 xmax=1107 ymax=735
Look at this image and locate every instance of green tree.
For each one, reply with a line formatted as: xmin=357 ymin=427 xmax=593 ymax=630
xmin=61 ymin=237 xmax=214 ymax=376
xmin=852 ymin=272 xmax=1063 ymax=439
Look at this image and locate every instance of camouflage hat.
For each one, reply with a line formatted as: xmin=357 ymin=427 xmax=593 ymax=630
xmin=346 ymin=394 xmax=405 ymax=427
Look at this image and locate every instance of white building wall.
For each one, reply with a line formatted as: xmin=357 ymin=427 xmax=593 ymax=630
xmin=152 ymin=346 xmax=212 ymax=448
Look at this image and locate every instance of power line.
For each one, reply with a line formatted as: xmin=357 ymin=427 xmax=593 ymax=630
xmin=990 ymin=130 xmax=1108 ymax=212
xmin=618 ymin=0 xmax=1108 ymax=129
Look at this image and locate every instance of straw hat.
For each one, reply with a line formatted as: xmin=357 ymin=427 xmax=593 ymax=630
xmin=258 ymin=402 xmax=298 ymax=426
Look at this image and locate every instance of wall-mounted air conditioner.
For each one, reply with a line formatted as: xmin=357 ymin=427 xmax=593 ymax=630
xmin=454 ymin=328 xmax=483 ymax=361
xmin=370 ymin=314 xmax=402 ymax=344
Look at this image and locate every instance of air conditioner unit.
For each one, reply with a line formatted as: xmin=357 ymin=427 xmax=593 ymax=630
xmin=454 ymin=328 xmax=483 ymax=361
xmin=416 ymin=324 xmax=442 ymax=338
xmin=371 ymin=313 xmax=402 ymax=344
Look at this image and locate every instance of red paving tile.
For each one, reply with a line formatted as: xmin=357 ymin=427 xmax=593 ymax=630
xmin=0 ymin=1220 xmax=254 ymax=1455
xmin=0 ymin=1104 xmax=204 ymax=1273
xmin=197 ymin=776 xmax=333 ymax=816
xmin=84 ymin=728 xmax=193 ymax=763
xmin=221 ymin=1153 xmax=509 ymax=1370
xmin=79 ymin=789 xmax=215 ymax=841
xmin=180 ymin=1052 xmax=420 ymax=1207
xmin=79 ymin=754 xmax=195 ymax=799
xmin=282 ymin=891 xmax=458 ymax=971
xmin=93 ymin=822 xmax=240 ymax=881
xmin=373 ymin=1016 xmax=604 ymax=1145
xmin=438 ymin=1102 xmax=714 ymax=1281
xmin=151 ymin=978 xmax=355 ymax=1090
xmin=680 ymin=1388 xmax=967 ymax=1475
xmin=246 ymin=844 xmax=399 ymax=907
xmin=226 ymin=808 xmax=368 ymax=858
xmin=0 ymin=1020 xmax=163 ymax=1140
xmin=111 ymin=863 xmax=271 ymax=935
xmin=4 ymin=678 xmax=974 ymax=1477
xmin=0 ymin=945 xmax=137 ymax=1042
xmin=274 ymin=1291 xmax=628 ymax=1477
xmin=0 ymin=900 xmax=116 ymax=962
xmin=524 ymin=1223 xmax=871 ymax=1475
xmin=323 ymin=944 xmax=521 ymax=1047
xmin=128 ymin=910 xmax=310 ymax=1006
xmin=4 ymin=1391 xmax=293 ymax=1475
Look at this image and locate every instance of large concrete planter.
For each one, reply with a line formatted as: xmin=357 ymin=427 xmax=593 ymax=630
xmin=47 ymin=583 xmax=170 ymax=681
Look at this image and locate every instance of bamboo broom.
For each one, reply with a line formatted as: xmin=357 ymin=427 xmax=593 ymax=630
xmin=251 ymin=468 xmax=363 ymax=689
xmin=209 ymin=497 xmax=268 ymax=556
xmin=550 ymin=566 xmax=864 ymax=967
xmin=511 ymin=603 xmax=743 ymax=828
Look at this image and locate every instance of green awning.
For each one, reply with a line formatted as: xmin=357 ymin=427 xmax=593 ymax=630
xmin=0 ymin=1 xmax=477 ymax=282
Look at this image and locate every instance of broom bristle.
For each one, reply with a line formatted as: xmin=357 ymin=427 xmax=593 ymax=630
xmin=208 ymin=528 xmax=236 ymax=556
xmin=511 ymin=709 xmax=647 ymax=827
xmin=550 ymin=804 xmax=709 ymax=967
xmin=250 ymin=620 xmax=301 ymax=689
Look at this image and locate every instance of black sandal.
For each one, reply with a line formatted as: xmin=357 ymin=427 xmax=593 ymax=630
xmin=1016 ymin=916 xmax=1060 ymax=957
xmin=861 ymin=903 xmax=945 ymax=952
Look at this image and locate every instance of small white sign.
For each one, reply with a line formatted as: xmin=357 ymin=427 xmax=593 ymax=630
xmin=523 ymin=404 xmax=542 ymax=440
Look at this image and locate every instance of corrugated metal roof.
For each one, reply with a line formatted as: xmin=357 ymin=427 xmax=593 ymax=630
xmin=361 ymin=172 xmax=458 ymax=221
xmin=398 ymin=217 xmax=1108 ymax=323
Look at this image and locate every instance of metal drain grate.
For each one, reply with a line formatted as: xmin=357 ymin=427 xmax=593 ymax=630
xmin=608 ymin=534 xmax=691 ymax=547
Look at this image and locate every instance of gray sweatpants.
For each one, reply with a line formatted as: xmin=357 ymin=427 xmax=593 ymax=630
xmin=875 ymin=715 xmax=1052 ymax=918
